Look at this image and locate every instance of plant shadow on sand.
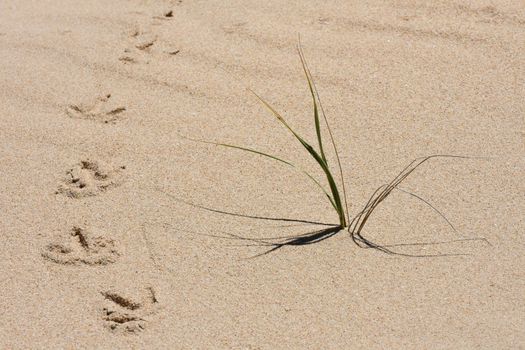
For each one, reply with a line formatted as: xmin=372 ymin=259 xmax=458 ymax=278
xmin=158 ymin=154 xmax=489 ymax=258
xmin=162 ymin=42 xmax=489 ymax=258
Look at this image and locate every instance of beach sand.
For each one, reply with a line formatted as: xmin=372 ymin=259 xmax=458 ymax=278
xmin=0 ymin=0 xmax=524 ymax=348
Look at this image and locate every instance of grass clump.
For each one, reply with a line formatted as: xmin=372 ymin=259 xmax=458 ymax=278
xmin=197 ymin=45 xmax=349 ymax=230
xmin=180 ymin=44 xmax=483 ymax=257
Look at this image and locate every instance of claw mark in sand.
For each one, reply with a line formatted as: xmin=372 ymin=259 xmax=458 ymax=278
xmin=153 ymin=10 xmax=174 ymax=20
xmin=128 ymin=29 xmax=157 ymax=51
xmin=119 ymin=30 xmax=157 ymax=64
xmin=119 ymin=28 xmax=180 ymax=63
xmin=101 ymin=287 xmax=160 ymax=333
xmin=66 ymin=94 xmax=126 ymax=124
xmin=42 ymin=226 xmax=119 ymax=265
xmin=56 ymin=159 xmax=126 ymax=198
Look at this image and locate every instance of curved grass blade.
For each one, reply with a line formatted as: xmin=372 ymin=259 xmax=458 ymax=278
xmin=178 ymin=134 xmax=338 ymax=212
xmin=249 ymin=90 xmax=347 ymax=227
xmin=157 ymin=187 xmax=334 ymax=226
xmin=297 ymin=42 xmax=350 ymax=225
xmin=395 ymin=187 xmax=457 ymax=233
xmin=219 ymin=142 xmax=339 ymax=212
xmin=348 ymin=154 xmax=473 ymax=250
xmin=298 ymin=46 xmax=326 ymax=164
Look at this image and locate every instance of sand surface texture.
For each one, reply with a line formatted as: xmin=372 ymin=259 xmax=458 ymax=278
xmin=1 ymin=0 xmax=524 ymax=349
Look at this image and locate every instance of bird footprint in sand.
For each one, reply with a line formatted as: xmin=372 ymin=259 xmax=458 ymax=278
xmin=42 ymin=226 xmax=119 ymax=265
xmin=57 ymin=159 xmax=125 ymax=198
xmin=119 ymin=28 xmax=180 ymax=64
xmin=66 ymin=94 xmax=126 ymax=124
xmin=101 ymin=287 xmax=160 ymax=333
xmin=119 ymin=30 xmax=157 ymax=64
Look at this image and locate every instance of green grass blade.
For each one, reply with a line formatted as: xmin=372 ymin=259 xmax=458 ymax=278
xmin=180 ymin=134 xmax=338 ymax=212
xmin=219 ymin=143 xmax=291 ymax=166
xmin=299 ymin=51 xmax=326 ymax=164
xmin=249 ymin=90 xmax=347 ymax=226
xmin=219 ymin=143 xmax=338 ymax=212
xmin=297 ymin=43 xmax=349 ymax=226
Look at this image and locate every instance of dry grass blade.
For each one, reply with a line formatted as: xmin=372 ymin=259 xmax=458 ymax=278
xmin=395 ymin=187 xmax=457 ymax=233
xmin=156 ymin=187 xmax=334 ymax=226
xmin=348 ymin=154 xmax=473 ymax=253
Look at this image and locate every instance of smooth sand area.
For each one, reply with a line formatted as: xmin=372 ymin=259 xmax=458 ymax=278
xmin=1 ymin=0 xmax=524 ymax=348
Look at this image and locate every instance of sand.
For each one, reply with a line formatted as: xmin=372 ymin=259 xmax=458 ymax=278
xmin=1 ymin=0 xmax=524 ymax=348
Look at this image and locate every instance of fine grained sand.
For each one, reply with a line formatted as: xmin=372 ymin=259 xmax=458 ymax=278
xmin=1 ymin=0 xmax=524 ymax=348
